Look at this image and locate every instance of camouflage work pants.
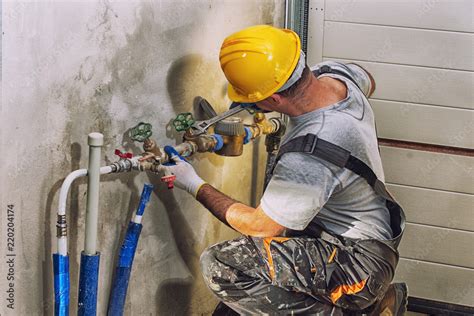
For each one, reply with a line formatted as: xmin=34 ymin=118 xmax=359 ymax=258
xmin=200 ymin=235 xmax=396 ymax=315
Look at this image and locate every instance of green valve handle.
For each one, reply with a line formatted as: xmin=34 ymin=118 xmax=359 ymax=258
xmin=129 ymin=122 xmax=153 ymax=142
xmin=172 ymin=112 xmax=195 ymax=132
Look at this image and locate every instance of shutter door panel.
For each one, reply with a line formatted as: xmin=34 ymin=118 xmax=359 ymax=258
xmin=387 ymin=184 xmax=474 ymax=232
xmin=371 ymin=100 xmax=474 ymax=148
xmin=399 ymin=223 xmax=474 ymax=268
xmin=322 ymin=59 xmax=474 ymax=110
xmin=323 ymin=21 xmax=473 ymax=71
xmin=325 ymin=0 xmax=473 ymax=33
xmin=394 ymin=259 xmax=474 ymax=307
xmin=381 ymin=146 xmax=474 ymax=194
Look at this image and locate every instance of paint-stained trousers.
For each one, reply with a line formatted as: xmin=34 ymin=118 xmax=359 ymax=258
xmin=200 ymin=235 xmax=396 ymax=315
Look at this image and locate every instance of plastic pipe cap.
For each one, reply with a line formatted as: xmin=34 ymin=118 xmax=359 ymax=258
xmin=88 ymin=133 xmax=104 ymax=146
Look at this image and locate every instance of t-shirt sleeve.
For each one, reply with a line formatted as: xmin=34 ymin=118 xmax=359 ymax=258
xmin=345 ymin=63 xmax=373 ymax=97
xmin=260 ymin=152 xmax=340 ymax=231
xmin=312 ymin=61 xmax=373 ymax=97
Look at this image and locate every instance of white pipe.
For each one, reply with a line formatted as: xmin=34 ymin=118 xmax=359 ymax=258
xmin=100 ymin=166 xmax=114 ymax=175
xmin=133 ymin=215 xmax=143 ymax=224
xmin=56 ymin=166 xmax=113 ymax=256
xmin=84 ymin=133 xmax=104 ymax=255
xmin=57 ymin=169 xmax=87 ymax=256
xmin=57 ymin=237 xmax=68 ymax=257
xmin=58 ymin=169 xmax=88 ymax=217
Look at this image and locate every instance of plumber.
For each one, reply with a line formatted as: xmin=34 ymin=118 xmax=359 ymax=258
xmin=159 ymin=25 xmax=407 ymax=315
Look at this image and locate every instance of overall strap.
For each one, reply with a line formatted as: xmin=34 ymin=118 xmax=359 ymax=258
xmin=313 ymin=65 xmax=362 ymax=91
xmin=273 ymin=134 xmax=404 ymax=239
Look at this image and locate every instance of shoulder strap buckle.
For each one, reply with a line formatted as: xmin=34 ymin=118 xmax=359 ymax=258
xmin=303 ymin=134 xmax=318 ymax=153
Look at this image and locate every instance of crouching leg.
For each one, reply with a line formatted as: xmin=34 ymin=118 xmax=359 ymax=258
xmin=200 ymin=236 xmax=340 ymax=315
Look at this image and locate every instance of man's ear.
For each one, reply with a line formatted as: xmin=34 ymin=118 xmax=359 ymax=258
xmin=269 ymin=93 xmax=283 ymax=105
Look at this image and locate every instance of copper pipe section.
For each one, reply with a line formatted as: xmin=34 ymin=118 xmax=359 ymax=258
xmin=378 ymin=138 xmax=474 ymax=157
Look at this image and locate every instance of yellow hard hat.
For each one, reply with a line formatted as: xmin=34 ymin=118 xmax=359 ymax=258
xmin=219 ymin=25 xmax=302 ymax=103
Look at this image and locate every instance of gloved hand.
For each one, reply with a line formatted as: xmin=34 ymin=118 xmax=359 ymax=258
xmin=158 ymin=146 xmax=206 ymax=197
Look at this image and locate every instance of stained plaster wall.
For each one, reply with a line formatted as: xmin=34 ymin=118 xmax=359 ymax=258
xmin=0 ymin=1 xmax=284 ymax=315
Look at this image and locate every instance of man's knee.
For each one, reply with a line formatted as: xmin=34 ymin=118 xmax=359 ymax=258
xmin=200 ymin=244 xmax=220 ymax=281
xmin=200 ymin=238 xmax=262 ymax=297
xmin=200 ymin=243 xmax=237 ymax=299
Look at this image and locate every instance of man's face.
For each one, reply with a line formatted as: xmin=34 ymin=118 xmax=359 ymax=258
xmin=255 ymin=99 xmax=275 ymax=112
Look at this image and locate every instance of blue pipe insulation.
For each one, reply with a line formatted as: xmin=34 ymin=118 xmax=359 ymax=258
xmin=53 ymin=254 xmax=70 ymax=316
xmin=135 ymin=183 xmax=154 ymax=217
xmin=107 ymin=184 xmax=154 ymax=316
xmin=78 ymin=252 xmax=100 ymax=316
xmin=107 ymin=223 xmax=141 ymax=316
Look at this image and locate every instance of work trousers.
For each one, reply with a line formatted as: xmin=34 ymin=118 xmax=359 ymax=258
xmin=200 ymin=235 xmax=396 ymax=315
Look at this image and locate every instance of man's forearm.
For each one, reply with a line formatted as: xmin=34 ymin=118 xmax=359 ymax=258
xmin=195 ymin=184 xmax=286 ymax=237
xmin=196 ymin=184 xmax=237 ymax=226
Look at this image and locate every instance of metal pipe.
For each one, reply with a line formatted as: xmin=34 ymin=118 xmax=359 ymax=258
xmin=84 ymin=132 xmax=103 ymax=255
xmin=263 ymin=120 xmax=287 ymax=189
xmin=283 ymin=0 xmax=292 ymax=127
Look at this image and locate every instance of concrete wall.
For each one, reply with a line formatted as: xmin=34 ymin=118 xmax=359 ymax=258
xmin=0 ymin=1 xmax=283 ymax=315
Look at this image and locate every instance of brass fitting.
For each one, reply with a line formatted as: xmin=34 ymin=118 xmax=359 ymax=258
xmin=183 ymin=132 xmax=218 ymax=153
xmin=143 ymin=138 xmax=162 ymax=157
xmin=247 ymin=113 xmax=281 ymax=139
xmin=139 ymin=161 xmax=161 ymax=173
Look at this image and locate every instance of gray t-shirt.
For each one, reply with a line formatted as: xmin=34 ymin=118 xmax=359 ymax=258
xmin=261 ymin=61 xmax=393 ymax=240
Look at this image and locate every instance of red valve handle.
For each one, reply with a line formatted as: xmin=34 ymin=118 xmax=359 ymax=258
xmin=114 ymin=149 xmax=133 ymax=159
xmin=161 ymin=174 xmax=176 ymax=189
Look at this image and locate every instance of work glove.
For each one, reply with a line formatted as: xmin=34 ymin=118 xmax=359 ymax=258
xmin=158 ymin=146 xmax=206 ymax=197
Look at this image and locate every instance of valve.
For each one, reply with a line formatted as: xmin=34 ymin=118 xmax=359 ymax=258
xmin=129 ymin=122 xmax=153 ymax=142
xmin=114 ymin=149 xmax=133 ymax=159
xmin=172 ymin=112 xmax=195 ymax=132
xmin=161 ymin=174 xmax=176 ymax=189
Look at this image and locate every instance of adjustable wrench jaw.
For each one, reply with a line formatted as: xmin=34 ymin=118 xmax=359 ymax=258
xmin=188 ymin=104 xmax=246 ymax=136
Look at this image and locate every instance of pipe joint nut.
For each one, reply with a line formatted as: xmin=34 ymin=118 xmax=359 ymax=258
xmin=110 ymin=158 xmax=139 ymax=173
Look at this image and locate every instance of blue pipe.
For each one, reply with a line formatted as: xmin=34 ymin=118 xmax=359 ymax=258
xmin=135 ymin=183 xmax=154 ymax=217
xmin=78 ymin=252 xmax=100 ymax=316
xmin=107 ymin=183 xmax=154 ymax=316
xmin=53 ymin=254 xmax=70 ymax=316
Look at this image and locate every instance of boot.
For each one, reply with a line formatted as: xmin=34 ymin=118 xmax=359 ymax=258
xmin=369 ymin=282 xmax=408 ymax=316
